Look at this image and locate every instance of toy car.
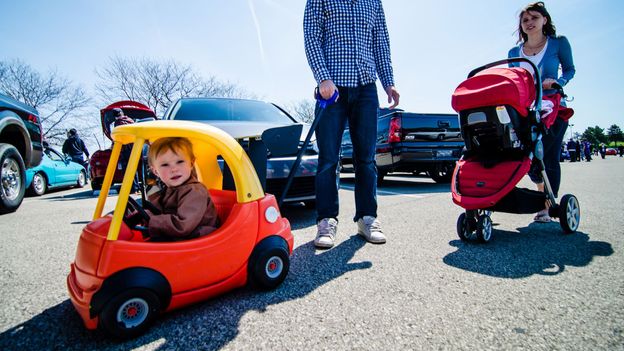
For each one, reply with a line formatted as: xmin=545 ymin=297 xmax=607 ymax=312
xmin=67 ymin=120 xmax=293 ymax=339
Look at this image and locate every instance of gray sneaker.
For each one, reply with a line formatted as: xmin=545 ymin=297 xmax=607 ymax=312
xmin=314 ymin=218 xmax=338 ymax=249
xmin=357 ymin=216 xmax=386 ymax=244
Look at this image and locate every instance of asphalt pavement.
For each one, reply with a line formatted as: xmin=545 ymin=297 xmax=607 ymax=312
xmin=0 ymin=156 xmax=622 ymax=350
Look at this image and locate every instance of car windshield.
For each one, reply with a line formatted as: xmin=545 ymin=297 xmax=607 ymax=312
xmin=169 ymin=99 xmax=295 ymax=124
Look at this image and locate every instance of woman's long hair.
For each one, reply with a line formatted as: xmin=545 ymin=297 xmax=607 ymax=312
xmin=516 ymin=1 xmax=557 ymax=43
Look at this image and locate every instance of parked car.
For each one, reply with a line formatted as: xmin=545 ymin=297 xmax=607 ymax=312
xmin=163 ymin=98 xmax=318 ymax=205
xmin=25 ymin=145 xmax=87 ymax=195
xmin=0 ymin=93 xmax=44 ymax=213
xmin=605 ymin=148 xmax=617 ymax=156
xmin=67 ymin=120 xmax=293 ymax=339
xmin=341 ymin=108 xmax=464 ymax=184
xmin=89 ymin=101 xmax=157 ymax=191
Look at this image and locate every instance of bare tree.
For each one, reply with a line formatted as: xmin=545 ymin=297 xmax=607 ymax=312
xmin=95 ymin=56 xmax=253 ymax=116
xmin=0 ymin=59 xmax=93 ymax=145
xmin=285 ymin=99 xmax=316 ymax=123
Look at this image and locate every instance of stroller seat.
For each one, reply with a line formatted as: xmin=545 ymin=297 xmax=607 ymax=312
xmin=452 ymin=67 xmax=536 ymax=156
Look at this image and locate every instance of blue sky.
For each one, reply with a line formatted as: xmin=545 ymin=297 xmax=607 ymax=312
xmin=2 ymin=0 xmax=623 ymax=138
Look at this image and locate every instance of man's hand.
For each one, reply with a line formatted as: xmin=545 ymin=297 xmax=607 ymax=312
xmin=385 ymin=86 xmax=400 ymax=109
xmin=319 ymin=79 xmax=338 ymax=100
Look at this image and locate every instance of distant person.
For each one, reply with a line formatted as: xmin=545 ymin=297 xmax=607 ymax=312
xmin=583 ymin=141 xmax=592 ymax=162
xmin=618 ymin=145 xmax=624 ymax=157
xmin=508 ymin=1 xmax=575 ymax=223
xmin=62 ymin=128 xmax=90 ymax=169
xmin=567 ymin=139 xmax=577 ymax=162
xmin=145 ymin=137 xmax=219 ymax=241
xmin=112 ymin=108 xmax=134 ymax=127
xmin=112 ymin=108 xmax=139 ymax=191
xmin=599 ymin=144 xmax=606 ymax=159
xmin=303 ymin=0 xmax=400 ymax=248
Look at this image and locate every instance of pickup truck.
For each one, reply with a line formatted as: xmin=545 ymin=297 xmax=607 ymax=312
xmin=340 ymin=108 xmax=464 ymax=184
xmin=0 ymin=93 xmax=44 ymax=213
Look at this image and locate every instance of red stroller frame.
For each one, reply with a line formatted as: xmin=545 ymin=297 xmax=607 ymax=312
xmin=450 ymin=58 xmax=580 ymax=243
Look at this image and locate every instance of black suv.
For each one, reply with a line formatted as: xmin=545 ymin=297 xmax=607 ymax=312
xmin=0 ymin=93 xmax=43 ymax=213
xmin=341 ymin=108 xmax=464 ymax=184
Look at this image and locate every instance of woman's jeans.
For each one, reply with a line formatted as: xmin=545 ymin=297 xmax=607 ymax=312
xmin=529 ymin=117 xmax=568 ymax=197
xmin=314 ymin=83 xmax=379 ymax=222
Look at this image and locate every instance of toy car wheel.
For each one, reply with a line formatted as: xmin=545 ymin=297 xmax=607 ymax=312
xmin=249 ymin=239 xmax=290 ymax=290
xmin=77 ymin=170 xmax=87 ymax=188
xmin=476 ymin=215 xmax=493 ymax=243
xmin=99 ymin=288 xmax=160 ymax=339
xmin=30 ymin=172 xmax=47 ymax=196
xmin=559 ymin=194 xmax=580 ymax=234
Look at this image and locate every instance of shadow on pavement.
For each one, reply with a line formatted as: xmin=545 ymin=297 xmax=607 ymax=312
xmin=46 ymin=189 xmax=97 ymax=201
xmin=340 ymin=174 xmax=450 ymax=196
xmin=443 ymin=224 xmax=614 ymax=278
xmin=280 ymin=204 xmax=317 ymax=230
xmin=0 ymin=236 xmax=371 ymax=350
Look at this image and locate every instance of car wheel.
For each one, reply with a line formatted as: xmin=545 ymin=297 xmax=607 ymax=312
xmin=249 ymin=237 xmax=290 ymax=290
xmin=377 ymin=170 xmax=387 ymax=186
xmin=99 ymin=288 xmax=160 ymax=339
xmin=0 ymin=144 xmax=26 ymax=214
xmin=429 ymin=162 xmax=454 ymax=183
xmin=30 ymin=172 xmax=47 ymax=196
xmin=559 ymin=194 xmax=580 ymax=234
xmin=476 ymin=215 xmax=493 ymax=243
xmin=77 ymin=170 xmax=87 ymax=188
xmin=91 ymin=178 xmax=102 ymax=191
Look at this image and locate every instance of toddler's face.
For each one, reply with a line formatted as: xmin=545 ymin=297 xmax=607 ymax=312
xmin=151 ymin=149 xmax=193 ymax=188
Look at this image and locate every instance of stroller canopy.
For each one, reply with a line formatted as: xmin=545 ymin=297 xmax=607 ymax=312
xmin=451 ymin=67 xmax=536 ymax=117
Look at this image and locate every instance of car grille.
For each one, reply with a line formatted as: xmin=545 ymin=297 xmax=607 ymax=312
xmin=266 ymin=176 xmax=316 ymax=201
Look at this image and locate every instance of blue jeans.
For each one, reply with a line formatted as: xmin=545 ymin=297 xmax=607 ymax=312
xmin=315 ymin=83 xmax=379 ymax=222
xmin=529 ymin=117 xmax=568 ymax=197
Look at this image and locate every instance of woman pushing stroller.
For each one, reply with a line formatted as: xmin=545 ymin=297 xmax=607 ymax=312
xmin=508 ymin=1 xmax=575 ymax=223
xmin=449 ymin=2 xmax=580 ymax=242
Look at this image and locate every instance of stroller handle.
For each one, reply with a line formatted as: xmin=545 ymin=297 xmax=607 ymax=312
xmin=468 ymin=57 xmax=542 ymax=112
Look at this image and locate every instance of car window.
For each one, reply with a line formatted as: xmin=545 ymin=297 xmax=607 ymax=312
xmin=47 ymin=149 xmax=64 ymax=161
xmin=170 ymin=99 xmax=294 ymax=124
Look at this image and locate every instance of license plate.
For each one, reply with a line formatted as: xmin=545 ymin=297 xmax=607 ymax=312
xmin=437 ymin=150 xmax=452 ymax=157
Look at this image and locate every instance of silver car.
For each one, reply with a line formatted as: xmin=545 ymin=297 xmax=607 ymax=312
xmin=163 ymin=98 xmax=318 ymax=206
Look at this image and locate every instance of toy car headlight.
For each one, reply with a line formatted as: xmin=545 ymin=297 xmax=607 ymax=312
xmin=265 ymin=206 xmax=279 ymax=223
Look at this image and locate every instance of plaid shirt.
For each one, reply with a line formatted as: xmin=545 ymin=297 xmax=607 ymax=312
xmin=304 ymin=0 xmax=395 ymax=88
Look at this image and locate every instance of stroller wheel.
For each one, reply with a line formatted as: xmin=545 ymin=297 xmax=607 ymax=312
xmin=476 ymin=215 xmax=493 ymax=243
xmin=559 ymin=194 xmax=580 ymax=234
xmin=457 ymin=213 xmax=469 ymax=241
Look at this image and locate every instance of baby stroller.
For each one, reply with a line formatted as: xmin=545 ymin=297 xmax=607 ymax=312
xmin=450 ymin=58 xmax=580 ymax=243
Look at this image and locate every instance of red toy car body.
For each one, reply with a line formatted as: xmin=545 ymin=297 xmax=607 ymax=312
xmin=68 ymin=121 xmax=293 ymax=338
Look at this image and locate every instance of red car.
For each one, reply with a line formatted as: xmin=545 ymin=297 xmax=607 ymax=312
xmin=605 ymin=148 xmax=617 ymax=156
xmin=89 ymin=101 xmax=157 ymax=190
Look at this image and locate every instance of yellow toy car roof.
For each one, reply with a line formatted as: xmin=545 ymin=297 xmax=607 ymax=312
xmin=94 ymin=120 xmax=265 ymax=240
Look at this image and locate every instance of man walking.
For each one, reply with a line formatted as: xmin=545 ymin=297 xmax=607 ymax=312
xmin=304 ymin=0 xmax=400 ymax=249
